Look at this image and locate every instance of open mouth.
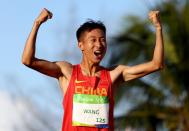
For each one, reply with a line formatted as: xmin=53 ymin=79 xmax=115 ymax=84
xmin=94 ymin=50 xmax=103 ymax=58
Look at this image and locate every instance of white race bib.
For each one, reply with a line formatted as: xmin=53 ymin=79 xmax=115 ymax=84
xmin=72 ymin=94 xmax=109 ymax=128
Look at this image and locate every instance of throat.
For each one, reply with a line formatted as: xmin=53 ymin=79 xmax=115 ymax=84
xmin=80 ymin=62 xmax=101 ymax=77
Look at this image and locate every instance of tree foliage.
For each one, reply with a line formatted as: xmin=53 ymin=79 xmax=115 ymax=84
xmin=109 ymin=0 xmax=189 ymax=130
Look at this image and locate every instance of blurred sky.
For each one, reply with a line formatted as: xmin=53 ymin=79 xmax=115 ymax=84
xmin=0 ymin=0 xmax=157 ymax=130
xmin=0 ymin=0 xmax=155 ymax=88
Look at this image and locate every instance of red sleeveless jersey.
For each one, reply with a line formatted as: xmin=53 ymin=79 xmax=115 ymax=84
xmin=62 ymin=64 xmax=114 ymax=131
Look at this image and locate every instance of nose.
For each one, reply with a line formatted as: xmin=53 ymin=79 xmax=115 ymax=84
xmin=96 ymin=40 xmax=101 ymax=47
xmin=95 ymin=39 xmax=104 ymax=48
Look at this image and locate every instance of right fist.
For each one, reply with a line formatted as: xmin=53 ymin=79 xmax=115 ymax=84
xmin=35 ymin=8 xmax=53 ymax=25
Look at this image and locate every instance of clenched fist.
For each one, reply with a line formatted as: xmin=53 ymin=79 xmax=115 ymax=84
xmin=35 ymin=8 xmax=53 ymax=25
xmin=148 ymin=11 xmax=162 ymax=29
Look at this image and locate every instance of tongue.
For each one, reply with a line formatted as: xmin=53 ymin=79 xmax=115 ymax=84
xmin=95 ymin=53 xmax=102 ymax=59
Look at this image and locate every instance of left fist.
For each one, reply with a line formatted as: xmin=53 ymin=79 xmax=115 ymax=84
xmin=148 ymin=11 xmax=161 ymax=29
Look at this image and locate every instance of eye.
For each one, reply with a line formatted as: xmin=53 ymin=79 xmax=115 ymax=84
xmin=100 ymin=38 xmax=106 ymax=43
xmin=90 ymin=38 xmax=96 ymax=42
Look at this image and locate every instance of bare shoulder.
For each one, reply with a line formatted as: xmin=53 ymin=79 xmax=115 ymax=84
xmin=55 ymin=61 xmax=73 ymax=68
xmin=109 ymin=65 xmax=128 ymax=74
xmin=108 ymin=65 xmax=128 ymax=83
xmin=55 ymin=61 xmax=73 ymax=79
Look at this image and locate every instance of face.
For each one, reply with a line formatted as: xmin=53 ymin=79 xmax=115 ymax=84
xmin=78 ymin=28 xmax=107 ymax=64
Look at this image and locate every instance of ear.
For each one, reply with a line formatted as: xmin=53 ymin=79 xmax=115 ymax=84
xmin=78 ymin=41 xmax=84 ymax=51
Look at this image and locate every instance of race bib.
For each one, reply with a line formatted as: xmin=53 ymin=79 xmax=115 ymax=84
xmin=72 ymin=94 xmax=109 ymax=128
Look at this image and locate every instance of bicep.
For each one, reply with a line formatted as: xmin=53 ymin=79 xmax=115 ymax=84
xmin=122 ymin=61 xmax=160 ymax=81
xmin=26 ymin=58 xmax=62 ymax=78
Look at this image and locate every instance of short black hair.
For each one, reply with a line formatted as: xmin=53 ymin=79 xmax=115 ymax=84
xmin=76 ymin=19 xmax=106 ymax=42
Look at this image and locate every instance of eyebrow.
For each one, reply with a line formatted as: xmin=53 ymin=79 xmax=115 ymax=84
xmin=88 ymin=36 xmax=105 ymax=39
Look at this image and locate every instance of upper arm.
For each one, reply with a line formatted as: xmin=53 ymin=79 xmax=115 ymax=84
xmin=23 ymin=58 xmax=72 ymax=79
xmin=110 ymin=61 xmax=162 ymax=84
xmin=122 ymin=61 xmax=162 ymax=81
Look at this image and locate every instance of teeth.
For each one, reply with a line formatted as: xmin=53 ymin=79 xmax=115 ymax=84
xmin=95 ymin=50 xmax=101 ymax=53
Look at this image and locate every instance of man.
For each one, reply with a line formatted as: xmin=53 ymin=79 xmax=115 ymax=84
xmin=22 ymin=8 xmax=164 ymax=131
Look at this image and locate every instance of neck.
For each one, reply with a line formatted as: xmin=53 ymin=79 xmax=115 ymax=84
xmin=80 ymin=57 xmax=101 ymax=76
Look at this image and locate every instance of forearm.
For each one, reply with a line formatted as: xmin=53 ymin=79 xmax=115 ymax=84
xmin=152 ymin=27 xmax=164 ymax=69
xmin=22 ymin=21 xmax=41 ymax=65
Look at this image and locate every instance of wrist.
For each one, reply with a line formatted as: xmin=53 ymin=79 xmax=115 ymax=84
xmin=156 ymin=25 xmax=162 ymax=30
xmin=34 ymin=20 xmax=42 ymax=27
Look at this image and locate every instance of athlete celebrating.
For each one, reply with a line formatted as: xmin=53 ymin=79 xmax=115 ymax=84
xmin=22 ymin=8 xmax=164 ymax=131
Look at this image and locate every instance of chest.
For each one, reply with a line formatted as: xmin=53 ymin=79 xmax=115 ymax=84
xmin=74 ymin=74 xmax=111 ymax=95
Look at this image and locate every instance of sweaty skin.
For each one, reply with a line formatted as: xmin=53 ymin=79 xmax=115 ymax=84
xmin=22 ymin=9 xmax=164 ymax=96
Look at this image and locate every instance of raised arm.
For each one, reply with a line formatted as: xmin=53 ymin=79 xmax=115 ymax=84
xmin=111 ymin=11 xmax=164 ymax=83
xmin=22 ymin=8 xmax=72 ymax=79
